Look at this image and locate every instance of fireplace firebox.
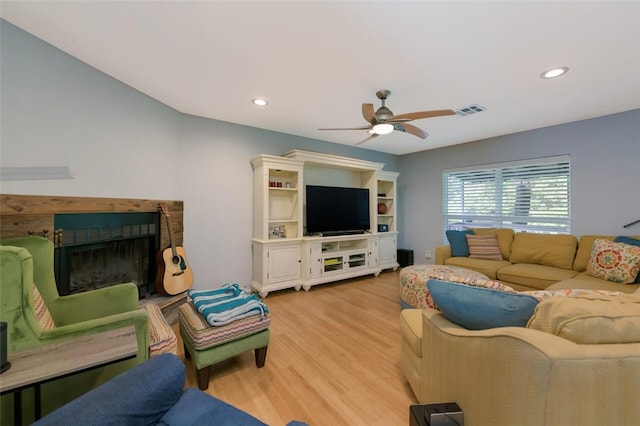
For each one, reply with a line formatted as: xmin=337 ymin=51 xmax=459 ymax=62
xmin=53 ymin=212 xmax=161 ymax=299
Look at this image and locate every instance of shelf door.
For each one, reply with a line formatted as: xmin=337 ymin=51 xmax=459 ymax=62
xmin=267 ymin=244 xmax=301 ymax=284
xmin=378 ymin=234 xmax=397 ymax=270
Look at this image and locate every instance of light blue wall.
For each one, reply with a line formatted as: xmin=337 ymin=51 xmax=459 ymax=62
xmin=398 ymin=110 xmax=640 ymax=264
xmin=0 ymin=20 xmax=398 ymax=288
xmin=2 ymin=20 xmax=639 ymax=287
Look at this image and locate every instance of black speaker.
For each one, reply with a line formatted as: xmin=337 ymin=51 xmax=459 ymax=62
xmin=0 ymin=321 xmax=9 ymax=374
xmin=378 ymin=224 xmax=389 ymax=232
xmin=397 ymin=249 xmax=414 ymax=267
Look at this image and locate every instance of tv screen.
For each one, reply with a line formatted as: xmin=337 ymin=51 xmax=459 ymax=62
xmin=306 ymin=185 xmax=370 ymax=235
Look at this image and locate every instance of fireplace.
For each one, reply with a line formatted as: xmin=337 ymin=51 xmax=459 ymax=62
xmin=53 ymin=212 xmax=161 ymax=299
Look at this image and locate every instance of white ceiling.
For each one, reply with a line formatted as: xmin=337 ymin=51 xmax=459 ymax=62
xmin=2 ymin=1 xmax=639 ymax=155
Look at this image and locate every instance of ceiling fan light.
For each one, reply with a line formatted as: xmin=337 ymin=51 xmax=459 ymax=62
xmin=540 ymin=66 xmax=569 ymax=79
xmin=372 ymin=123 xmax=394 ymax=135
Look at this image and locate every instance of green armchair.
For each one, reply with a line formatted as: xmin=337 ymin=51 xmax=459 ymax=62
xmin=1 ymin=236 xmax=150 ymax=425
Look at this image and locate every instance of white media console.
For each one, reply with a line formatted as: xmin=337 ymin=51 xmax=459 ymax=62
xmin=251 ymin=150 xmax=399 ymax=297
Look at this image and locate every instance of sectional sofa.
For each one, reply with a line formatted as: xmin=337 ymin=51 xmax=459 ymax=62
xmin=435 ymin=228 xmax=640 ymax=293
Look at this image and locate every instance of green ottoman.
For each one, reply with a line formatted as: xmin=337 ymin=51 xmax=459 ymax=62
xmin=178 ymin=302 xmax=271 ymax=390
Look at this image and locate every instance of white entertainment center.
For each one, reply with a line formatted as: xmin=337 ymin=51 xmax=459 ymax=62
xmin=251 ymin=149 xmax=399 ymax=297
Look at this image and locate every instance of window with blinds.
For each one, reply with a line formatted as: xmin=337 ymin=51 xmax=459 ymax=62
xmin=443 ymin=156 xmax=570 ymax=239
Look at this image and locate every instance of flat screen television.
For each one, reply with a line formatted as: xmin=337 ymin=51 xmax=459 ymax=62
xmin=305 ymin=185 xmax=370 ymax=235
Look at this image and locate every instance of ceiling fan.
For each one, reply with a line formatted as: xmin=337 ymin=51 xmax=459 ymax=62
xmin=319 ymin=90 xmax=456 ymax=145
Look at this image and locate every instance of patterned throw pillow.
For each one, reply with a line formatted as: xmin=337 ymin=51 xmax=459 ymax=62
xmin=585 ymin=239 xmax=640 ymax=284
xmin=32 ymin=284 xmax=55 ymax=330
xmin=614 ymin=236 xmax=640 ymax=283
xmin=466 ymin=233 xmax=503 ymax=260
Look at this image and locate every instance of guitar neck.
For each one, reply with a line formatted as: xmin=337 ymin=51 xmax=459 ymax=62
xmin=163 ymin=210 xmax=178 ymax=256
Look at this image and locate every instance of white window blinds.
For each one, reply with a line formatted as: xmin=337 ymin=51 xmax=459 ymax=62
xmin=443 ymin=156 xmax=570 ymax=238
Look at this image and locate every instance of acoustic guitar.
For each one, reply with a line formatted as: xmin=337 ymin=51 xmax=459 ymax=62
xmin=155 ymin=203 xmax=194 ymax=295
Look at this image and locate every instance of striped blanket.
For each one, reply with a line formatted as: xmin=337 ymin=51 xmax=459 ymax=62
xmin=188 ymin=284 xmax=269 ymax=327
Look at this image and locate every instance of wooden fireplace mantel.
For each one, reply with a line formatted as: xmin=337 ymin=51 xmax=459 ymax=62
xmin=0 ymin=194 xmax=184 ymax=249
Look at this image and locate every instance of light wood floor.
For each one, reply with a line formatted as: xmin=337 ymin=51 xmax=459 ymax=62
xmin=173 ymin=270 xmax=417 ymax=425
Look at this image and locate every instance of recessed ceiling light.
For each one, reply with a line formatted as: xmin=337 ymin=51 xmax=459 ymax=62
xmin=252 ymin=98 xmax=268 ymax=107
xmin=540 ymin=66 xmax=569 ymax=79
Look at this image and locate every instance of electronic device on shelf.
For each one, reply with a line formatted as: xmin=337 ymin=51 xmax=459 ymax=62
xmin=305 ymin=185 xmax=370 ymax=236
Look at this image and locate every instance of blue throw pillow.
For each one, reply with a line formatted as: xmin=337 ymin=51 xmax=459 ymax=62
xmin=427 ymin=279 xmax=539 ymax=330
xmin=614 ymin=236 xmax=640 ymax=283
xmin=446 ymin=229 xmax=475 ymax=257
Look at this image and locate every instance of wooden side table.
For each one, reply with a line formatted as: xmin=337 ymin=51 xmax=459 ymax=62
xmin=0 ymin=326 xmax=138 ymax=423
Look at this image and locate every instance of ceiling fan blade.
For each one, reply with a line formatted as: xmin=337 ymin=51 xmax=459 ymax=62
xmin=356 ymin=133 xmax=379 ymax=145
xmin=395 ymin=123 xmax=428 ymax=139
xmin=362 ymin=103 xmax=375 ymax=123
xmin=318 ymin=125 xmax=372 ymax=131
xmin=389 ymin=109 xmax=456 ymax=121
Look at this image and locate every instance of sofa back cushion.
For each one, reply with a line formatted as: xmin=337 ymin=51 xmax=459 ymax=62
xmin=509 ymin=233 xmax=577 ymax=269
xmin=527 ymin=294 xmax=640 ymax=344
xmin=470 ymin=228 xmax=514 ymax=260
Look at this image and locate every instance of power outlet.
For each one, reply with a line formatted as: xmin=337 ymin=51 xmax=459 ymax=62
xmin=425 ymin=250 xmax=432 ymax=259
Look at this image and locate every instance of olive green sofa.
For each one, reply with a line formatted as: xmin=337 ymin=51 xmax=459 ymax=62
xmin=436 ymin=228 xmax=640 ymax=293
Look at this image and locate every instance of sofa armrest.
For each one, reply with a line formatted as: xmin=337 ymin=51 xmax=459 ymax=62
xmin=48 ymin=283 xmax=140 ymax=325
xmin=435 ymin=245 xmax=451 ymax=265
xmin=34 ymin=354 xmax=184 ymax=426
xmin=421 ymin=309 xmax=640 ymax=426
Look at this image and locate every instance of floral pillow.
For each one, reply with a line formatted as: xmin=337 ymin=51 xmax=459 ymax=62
xmin=585 ymin=239 xmax=640 ymax=284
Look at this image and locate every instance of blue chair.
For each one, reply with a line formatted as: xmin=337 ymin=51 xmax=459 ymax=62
xmin=34 ymin=353 xmax=307 ymax=426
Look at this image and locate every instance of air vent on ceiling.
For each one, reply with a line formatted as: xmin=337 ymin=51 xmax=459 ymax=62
xmin=456 ymin=104 xmax=487 ymax=117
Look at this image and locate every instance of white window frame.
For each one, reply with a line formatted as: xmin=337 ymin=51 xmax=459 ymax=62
xmin=443 ymin=155 xmax=571 ymax=240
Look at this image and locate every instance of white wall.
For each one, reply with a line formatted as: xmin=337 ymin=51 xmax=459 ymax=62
xmin=397 ymin=110 xmax=640 ymax=264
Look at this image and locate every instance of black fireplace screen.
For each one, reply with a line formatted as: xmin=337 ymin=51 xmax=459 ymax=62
xmin=53 ymin=212 xmax=160 ymax=298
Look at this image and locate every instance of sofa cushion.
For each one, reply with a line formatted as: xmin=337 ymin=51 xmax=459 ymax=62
xmin=466 ymin=234 xmax=503 ymax=260
xmin=509 ymin=233 xmax=577 ymax=269
xmin=400 ymin=309 xmax=423 ymax=357
xmin=526 ymin=294 xmax=640 ymax=344
xmin=614 ymin=236 xmax=640 ymax=283
xmin=443 ymin=257 xmax=512 ymax=280
xmin=470 ymin=228 xmax=514 ymax=259
xmin=546 ymin=272 xmax=640 ymax=294
xmin=427 ymin=279 xmax=538 ymax=330
xmin=497 ymin=263 xmax=578 ymax=290
xmin=585 ymin=239 xmax=640 ymax=284
xmin=446 ymin=229 xmax=475 ymax=257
